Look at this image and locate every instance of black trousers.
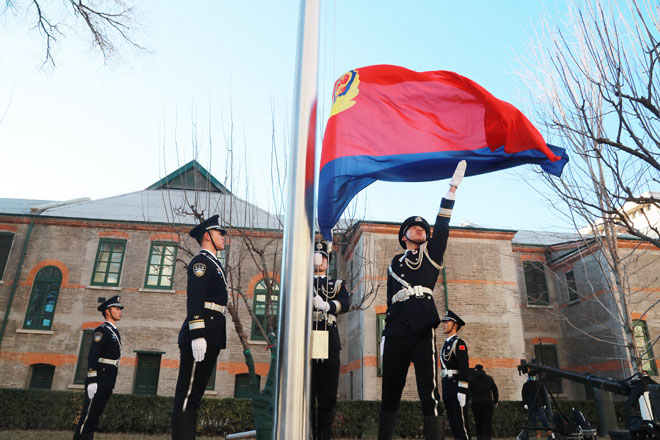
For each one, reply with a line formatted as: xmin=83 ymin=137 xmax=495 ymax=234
xmin=311 ymin=348 xmax=340 ymax=440
xmin=172 ymin=344 xmax=222 ymax=413
xmin=381 ymin=328 xmax=441 ymax=416
xmin=74 ymin=370 xmax=116 ymax=435
xmin=472 ymin=401 xmax=494 ymax=440
xmin=442 ymin=378 xmax=470 ymax=439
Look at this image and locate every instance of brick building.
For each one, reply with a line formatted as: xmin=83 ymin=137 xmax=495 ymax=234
xmin=0 ymin=161 xmax=658 ymax=402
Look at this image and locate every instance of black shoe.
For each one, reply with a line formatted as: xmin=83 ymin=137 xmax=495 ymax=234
xmin=378 ymin=411 xmax=397 ymax=440
xmin=73 ymin=433 xmax=94 ymax=440
xmin=423 ymin=415 xmax=445 ymax=440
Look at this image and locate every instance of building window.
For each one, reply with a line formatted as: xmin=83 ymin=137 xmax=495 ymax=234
xmin=216 ymin=248 xmax=227 ymax=266
xmin=91 ymin=239 xmax=126 ymax=286
xmin=251 ymin=279 xmax=280 ymax=341
xmin=534 ymin=344 xmax=562 ymax=394
xmin=234 ymin=373 xmax=261 ymax=398
xmin=634 ymin=320 xmax=658 ymax=376
xmin=73 ymin=330 xmax=94 ymax=384
xmin=144 ymin=242 xmax=177 ymax=289
xmin=206 ymin=360 xmax=217 ymax=391
xmin=524 ymin=261 xmax=549 ymax=305
xmin=0 ymin=232 xmax=14 ymax=280
xmin=133 ymin=352 xmax=162 ymax=395
xmin=24 ymin=266 xmax=62 ymax=330
xmin=566 ymin=270 xmax=578 ymax=302
xmin=328 ymin=255 xmax=338 ymax=279
xmin=30 ymin=364 xmax=55 ymax=389
xmin=376 ymin=314 xmax=386 ymax=377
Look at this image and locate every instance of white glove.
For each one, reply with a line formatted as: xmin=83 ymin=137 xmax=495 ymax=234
xmin=191 ymin=337 xmax=207 ymax=362
xmin=380 ymin=336 xmax=385 ymax=364
xmin=87 ymin=382 xmax=98 ymax=399
xmin=457 ymin=393 xmax=466 ymax=407
xmin=449 ymin=160 xmax=467 ymax=188
xmin=313 ymin=295 xmax=331 ymax=312
xmin=524 ymin=404 xmax=529 ymax=410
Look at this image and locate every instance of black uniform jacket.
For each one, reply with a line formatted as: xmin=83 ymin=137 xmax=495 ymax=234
xmin=86 ymin=321 xmax=122 ymax=387
xmin=522 ymin=379 xmax=548 ymax=409
xmin=441 ymin=334 xmax=470 ymax=395
xmin=384 ymin=198 xmax=453 ymax=336
xmin=312 ymin=276 xmax=349 ymax=350
xmin=178 ymin=250 xmax=228 ymax=348
xmin=470 ymin=369 xmax=499 ymax=404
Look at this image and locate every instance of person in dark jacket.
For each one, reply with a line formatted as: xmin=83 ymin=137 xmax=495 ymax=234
xmin=470 ymin=364 xmax=499 ymax=440
xmin=440 ymin=310 xmax=470 ymax=440
xmin=73 ymin=296 xmax=124 ymax=440
xmin=310 ymin=240 xmax=349 ymax=440
xmin=378 ymin=160 xmax=467 ymax=440
xmin=171 ymin=215 xmax=228 ymax=440
xmin=522 ymin=371 xmax=551 ymax=438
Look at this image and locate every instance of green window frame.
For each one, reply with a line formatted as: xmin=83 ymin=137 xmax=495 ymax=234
xmin=524 ymin=261 xmax=549 ymax=305
xmin=24 ymin=266 xmax=62 ymax=330
xmin=91 ymin=239 xmax=126 ymax=286
xmin=534 ymin=344 xmax=562 ymax=394
xmin=234 ymin=373 xmax=261 ymax=398
xmin=0 ymin=232 xmax=14 ymax=280
xmin=377 ymin=314 xmax=386 ymax=377
xmin=29 ymin=363 xmax=55 ymax=389
xmin=251 ymin=279 xmax=280 ymax=341
xmin=634 ymin=320 xmax=658 ymax=376
xmin=206 ymin=359 xmax=217 ymax=390
xmin=566 ymin=270 xmax=578 ymax=302
xmin=73 ymin=330 xmax=94 ymax=384
xmin=144 ymin=242 xmax=178 ymax=289
xmin=133 ymin=351 xmax=163 ymax=395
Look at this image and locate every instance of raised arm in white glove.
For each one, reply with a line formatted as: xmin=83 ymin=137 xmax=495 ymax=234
xmin=313 ymin=294 xmax=331 ymax=312
xmin=523 ymin=404 xmax=529 ymax=410
xmin=457 ymin=392 xmax=466 ymax=407
xmin=87 ymin=382 xmax=98 ymax=399
xmin=445 ymin=160 xmax=467 ymax=201
xmin=191 ymin=337 xmax=207 ymax=362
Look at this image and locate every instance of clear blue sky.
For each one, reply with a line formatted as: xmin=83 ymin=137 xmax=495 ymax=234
xmin=0 ymin=0 xmax=574 ymax=232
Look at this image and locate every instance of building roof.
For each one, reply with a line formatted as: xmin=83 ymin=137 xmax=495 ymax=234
xmin=512 ymin=230 xmax=580 ymax=246
xmin=0 ymin=198 xmax=56 ymax=215
xmin=0 ymin=161 xmax=279 ymax=230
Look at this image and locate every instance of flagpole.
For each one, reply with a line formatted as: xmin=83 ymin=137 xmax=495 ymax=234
xmin=273 ymin=0 xmax=319 ymax=439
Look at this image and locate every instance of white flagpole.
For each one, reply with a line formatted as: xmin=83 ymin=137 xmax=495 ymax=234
xmin=273 ymin=0 xmax=319 ymax=439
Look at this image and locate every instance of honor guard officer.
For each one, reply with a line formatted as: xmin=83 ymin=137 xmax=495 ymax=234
xmin=440 ymin=310 xmax=470 ymax=440
xmin=172 ymin=215 xmax=228 ymax=440
xmin=311 ymin=240 xmax=349 ymax=440
xmin=378 ymin=160 xmax=467 ymax=440
xmin=73 ymin=295 xmax=123 ymax=440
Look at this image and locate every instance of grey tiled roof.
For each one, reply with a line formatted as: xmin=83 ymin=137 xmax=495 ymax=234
xmin=0 ymin=198 xmax=56 ymax=215
xmin=512 ymin=230 xmax=580 ymax=246
xmin=0 ymin=191 xmax=281 ymax=230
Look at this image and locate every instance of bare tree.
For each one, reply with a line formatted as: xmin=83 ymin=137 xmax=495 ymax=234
xmin=3 ymin=0 xmax=142 ymax=65
xmin=520 ymin=0 xmax=660 ymax=375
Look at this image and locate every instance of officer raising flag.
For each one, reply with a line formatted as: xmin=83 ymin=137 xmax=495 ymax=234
xmin=171 ymin=215 xmax=228 ymax=440
xmin=440 ymin=309 xmax=470 ymax=439
xmin=378 ymin=160 xmax=467 ymax=440
xmin=73 ymin=295 xmax=123 ymax=440
xmin=310 ymin=240 xmax=349 ymax=440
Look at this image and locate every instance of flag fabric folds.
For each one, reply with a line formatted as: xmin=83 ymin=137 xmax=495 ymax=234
xmin=318 ymin=64 xmax=568 ymax=240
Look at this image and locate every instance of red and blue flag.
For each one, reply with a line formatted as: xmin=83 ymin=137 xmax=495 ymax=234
xmin=318 ymin=64 xmax=568 ymax=240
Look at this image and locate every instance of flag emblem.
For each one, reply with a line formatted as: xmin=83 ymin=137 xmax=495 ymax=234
xmin=330 ymin=70 xmax=360 ymax=117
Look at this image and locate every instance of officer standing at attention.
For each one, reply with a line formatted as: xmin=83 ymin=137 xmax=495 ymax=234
xmin=310 ymin=240 xmax=349 ymax=440
xmin=440 ymin=310 xmax=470 ymax=439
xmin=378 ymin=160 xmax=467 ymax=440
xmin=172 ymin=215 xmax=228 ymax=440
xmin=73 ymin=295 xmax=124 ymax=440
xmin=470 ymin=364 xmax=499 ymax=440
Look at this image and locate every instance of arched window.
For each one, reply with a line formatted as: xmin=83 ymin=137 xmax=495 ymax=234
xmin=30 ymin=363 xmax=55 ymax=389
xmin=250 ymin=279 xmax=279 ymax=341
xmin=24 ymin=266 xmax=62 ymax=330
